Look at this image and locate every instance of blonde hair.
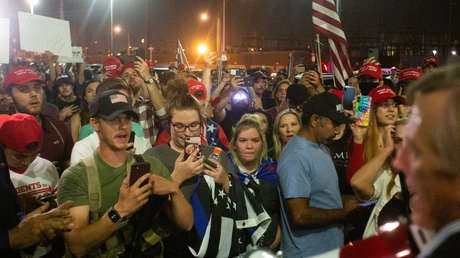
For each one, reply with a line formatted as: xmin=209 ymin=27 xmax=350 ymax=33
xmin=230 ymin=114 xmax=268 ymax=169
xmin=272 ymin=109 xmax=301 ymax=160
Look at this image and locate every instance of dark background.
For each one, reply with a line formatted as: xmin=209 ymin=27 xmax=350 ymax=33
xmin=2 ymin=0 xmax=459 ymax=67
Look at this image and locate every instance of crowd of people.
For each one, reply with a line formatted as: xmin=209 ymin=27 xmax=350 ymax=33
xmin=0 ymin=50 xmax=459 ymax=258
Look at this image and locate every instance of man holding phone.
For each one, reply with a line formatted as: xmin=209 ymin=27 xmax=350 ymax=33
xmin=58 ymin=90 xmax=193 ymax=257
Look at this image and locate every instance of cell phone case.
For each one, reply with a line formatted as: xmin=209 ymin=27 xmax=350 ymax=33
xmin=130 ymin=162 xmax=150 ymax=186
xmin=355 ymin=96 xmax=372 ymax=126
xmin=184 ymin=136 xmax=201 ymax=161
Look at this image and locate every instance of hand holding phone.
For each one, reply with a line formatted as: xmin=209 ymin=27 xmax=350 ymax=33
xmin=130 ymin=161 xmax=150 ymax=187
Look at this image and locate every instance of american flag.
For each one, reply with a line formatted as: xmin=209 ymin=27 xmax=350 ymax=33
xmin=312 ymin=0 xmax=353 ymax=88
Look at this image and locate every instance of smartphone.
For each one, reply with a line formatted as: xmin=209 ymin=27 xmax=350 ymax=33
xmin=204 ymin=158 xmax=218 ymax=169
xmin=126 ymin=131 xmax=135 ymax=150
xmin=130 ymin=161 xmax=150 ymax=187
xmin=184 ymin=136 xmax=201 ymax=161
xmin=133 ymin=48 xmax=146 ymax=60
xmin=354 ymin=96 xmax=372 ymax=127
xmin=120 ymin=55 xmax=137 ymax=63
xmin=342 ymin=86 xmax=355 ymax=110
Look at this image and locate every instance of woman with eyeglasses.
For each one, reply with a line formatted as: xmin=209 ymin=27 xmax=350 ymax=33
xmin=228 ymin=114 xmax=281 ymax=249
xmin=348 ymin=86 xmax=410 ymax=238
xmin=144 ymin=93 xmax=271 ymax=257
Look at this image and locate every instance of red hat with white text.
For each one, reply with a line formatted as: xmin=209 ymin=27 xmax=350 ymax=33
xmin=103 ymin=57 xmax=122 ymax=78
xmin=358 ymin=64 xmax=382 ymax=80
xmin=368 ymin=86 xmax=405 ymax=105
xmin=398 ymin=68 xmax=423 ymax=82
xmin=4 ymin=66 xmax=45 ymax=91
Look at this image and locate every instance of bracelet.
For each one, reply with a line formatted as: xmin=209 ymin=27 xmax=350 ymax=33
xmin=155 ymin=107 xmax=167 ymax=117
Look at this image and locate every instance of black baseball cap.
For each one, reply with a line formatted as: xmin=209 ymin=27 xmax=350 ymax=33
xmin=302 ymin=92 xmax=354 ymax=125
xmin=90 ymin=90 xmax=138 ymax=121
xmin=55 ymin=74 xmax=73 ymax=87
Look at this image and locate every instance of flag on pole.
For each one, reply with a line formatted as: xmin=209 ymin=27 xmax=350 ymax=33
xmin=312 ymin=0 xmax=353 ymax=88
xmin=175 ymin=40 xmax=190 ymax=72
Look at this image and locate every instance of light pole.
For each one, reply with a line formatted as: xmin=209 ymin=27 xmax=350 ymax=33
xmin=110 ymin=0 xmax=114 ymax=55
xmin=27 ymin=0 xmax=39 ymax=15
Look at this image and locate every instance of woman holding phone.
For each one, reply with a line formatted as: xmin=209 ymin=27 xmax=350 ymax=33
xmin=348 ymin=86 xmax=408 ymax=238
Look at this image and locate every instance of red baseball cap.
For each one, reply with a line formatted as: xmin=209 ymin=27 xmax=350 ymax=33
xmin=186 ymin=79 xmax=207 ymax=101
xmin=368 ymin=86 xmax=405 ymax=105
xmin=103 ymin=57 xmax=122 ymax=78
xmin=398 ymin=68 xmax=423 ymax=82
xmin=358 ymin=64 xmax=383 ymax=80
xmin=0 ymin=113 xmax=43 ymax=153
xmin=4 ymin=66 xmax=45 ymax=90
xmin=422 ymin=56 xmax=439 ymax=68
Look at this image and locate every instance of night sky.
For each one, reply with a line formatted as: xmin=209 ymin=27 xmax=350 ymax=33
xmin=2 ymin=0 xmax=459 ymax=55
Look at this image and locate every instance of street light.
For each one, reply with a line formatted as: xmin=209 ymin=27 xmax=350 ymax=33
xmin=432 ymin=49 xmax=438 ymax=56
xmin=114 ymin=25 xmax=122 ymax=33
xmin=200 ymin=13 xmax=208 ymax=21
xmin=27 ymin=0 xmax=39 ymax=15
xmin=198 ymin=43 xmax=208 ymax=54
xmin=452 ymin=50 xmax=457 ymax=56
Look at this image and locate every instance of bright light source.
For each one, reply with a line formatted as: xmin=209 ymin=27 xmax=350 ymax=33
xmin=200 ymin=13 xmax=208 ymax=21
xmin=27 ymin=0 xmax=39 ymax=14
xmin=27 ymin=0 xmax=39 ymax=6
xmin=141 ymin=38 xmax=145 ymax=44
xmin=452 ymin=50 xmax=457 ymax=55
xmin=114 ymin=25 xmax=121 ymax=33
xmin=432 ymin=49 xmax=437 ymax=56
xmin=197 ymin=44 xmax=207 ymax=54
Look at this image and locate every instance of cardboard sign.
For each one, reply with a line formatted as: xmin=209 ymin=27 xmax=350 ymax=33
xmin=0 ymin=18 xmax=10 ymax=64
xmin=59 ymin=46 xmax=84 ymax=63
xmin=18 ymin=12 xmax=72 ymax=57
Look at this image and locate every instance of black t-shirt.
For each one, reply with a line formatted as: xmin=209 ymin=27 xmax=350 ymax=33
xmin=328 ymin=135 xmax=353 ymax=195
xmin=0 ymin=146 xmax=21 ymax=257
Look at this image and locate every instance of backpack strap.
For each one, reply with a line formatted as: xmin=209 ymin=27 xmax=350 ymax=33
xmin=82 ymin=153 xmax=102 ymax=223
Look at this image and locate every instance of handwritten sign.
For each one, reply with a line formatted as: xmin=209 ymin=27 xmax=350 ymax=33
xmin=18 ymin=12 xmax=72 ymax=57
xmin=59 ymin=46 xmax=84 ymax=63
xmin=0 ymin=18 xmax=9 ymax=64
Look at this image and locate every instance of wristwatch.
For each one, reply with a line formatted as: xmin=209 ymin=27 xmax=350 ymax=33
xmin=108 ymin=206 xmax=127 ymax=224
xmin=144 ymin=78 xmax=154 ymax=84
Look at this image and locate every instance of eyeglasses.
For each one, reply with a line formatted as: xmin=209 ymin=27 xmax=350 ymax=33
xmin=171 ymin=121 xmax=201 ymax=132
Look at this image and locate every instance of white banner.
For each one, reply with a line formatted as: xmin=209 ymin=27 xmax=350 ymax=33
xmin=0 ymin=18 xmax=10 ymax=64
xmin=59 ymin=46 xmax=84 ymax=63
xmin=18 ymin=12 xmax=72 ymax=57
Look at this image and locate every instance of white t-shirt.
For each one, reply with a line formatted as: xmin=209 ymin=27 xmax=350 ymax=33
xmin=9 ymin=156 xmax=59 ymax=200
xmin=363 ymin=168 xmax=401 ymax=238
xmin=70 ymin=132 xmax=152 ymax=166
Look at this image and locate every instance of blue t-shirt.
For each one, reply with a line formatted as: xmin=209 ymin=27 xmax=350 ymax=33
xmin=277 ymin=135 xmax=343 ymax=257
